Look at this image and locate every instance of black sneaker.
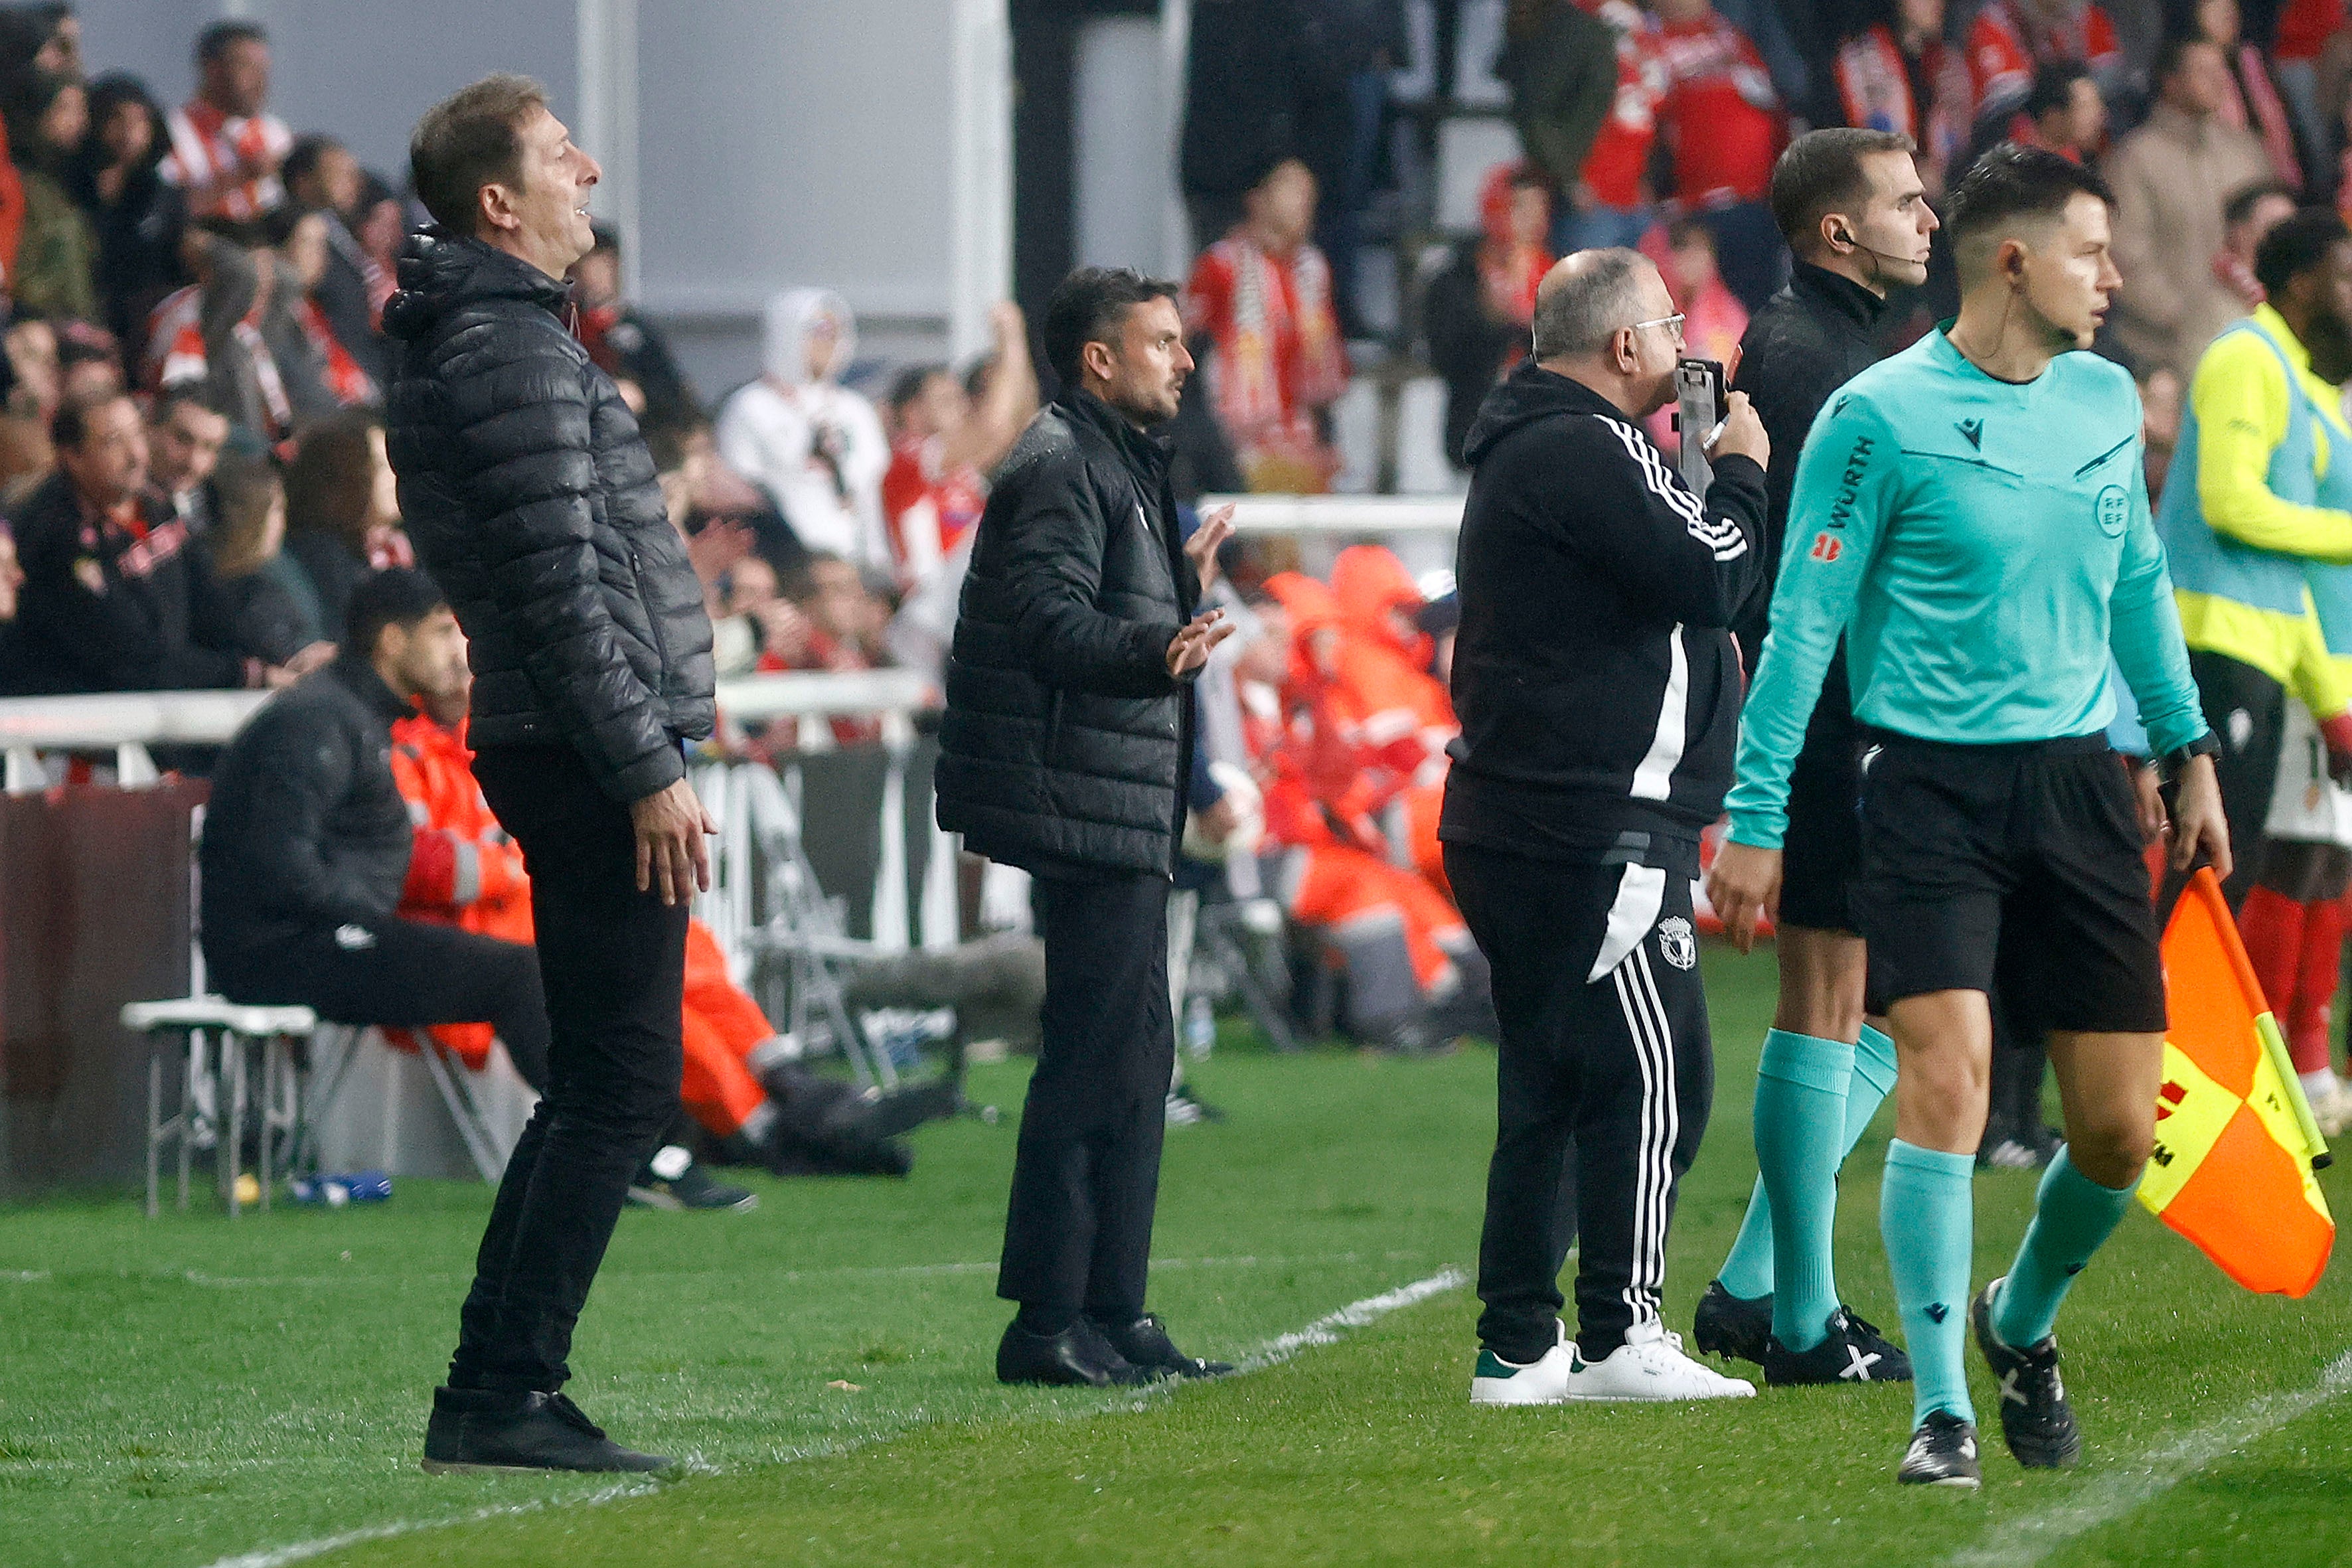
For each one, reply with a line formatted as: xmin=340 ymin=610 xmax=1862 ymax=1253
xmin=1692 ymin=1280 xmax=1772 ymax=1366
xmin=996 ymin=1316 xmax=1155 ymax=1387
xmin=1763 ymin=1306 xmax=1913 ymax=1385
xmin=1972 ymin=1279 xmax=2081 ymax=1468
xmin=422 ymin=1387 xmax=671 ymax=1474
xmin=1095 ymin=1312 xmax=1235 ymax=1379
xmin=628 ymin=1146 xmax=759 ymax=1212
xmin=1897 ymin=1410 xmax=1983 ymax=1488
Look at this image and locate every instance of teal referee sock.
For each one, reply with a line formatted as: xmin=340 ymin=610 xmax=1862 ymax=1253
xmin=1882 ymin=1140 xmax=1976 ymax=1426
xmin=1992 ymin=1148 xmax=2136 ymax=1348
xmin=1715 ymin=1023 xmax=1901 ymax=1303
xmin=1755 ymin=1031 xmax=1854 ymax=1351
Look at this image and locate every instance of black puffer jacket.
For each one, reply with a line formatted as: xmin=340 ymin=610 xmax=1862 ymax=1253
xmin=935 ymin=391 xmax=1198 ymax=877
xmin=200 ymin=655 xmax=414 ymax=964
xmin=382 ymin=231 xmax=714 ymax=802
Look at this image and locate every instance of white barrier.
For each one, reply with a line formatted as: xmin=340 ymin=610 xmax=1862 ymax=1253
xmin=0 ymin=669 xmax=943 ymax=794
xmin=1204 ymin=493 xmax=1464 ymax=536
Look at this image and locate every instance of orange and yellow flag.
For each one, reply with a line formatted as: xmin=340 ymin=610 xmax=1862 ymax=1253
xmin=2145 ymin=869 xmax=2334 ymax=1297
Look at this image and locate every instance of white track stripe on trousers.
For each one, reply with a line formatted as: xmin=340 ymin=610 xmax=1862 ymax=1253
xmin=1632 ymin=949 xmax=1681 ymax=1319
xmin=195 ymin=1268 xmax=1466 ymax=1568
xmin=1948 ymin=1347 xmax=2352 ymax=1568
xmin=1610 ymin=947 xmax=1675 ymax=1330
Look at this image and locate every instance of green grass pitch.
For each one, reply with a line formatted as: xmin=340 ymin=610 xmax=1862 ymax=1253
xmin=3 ymin=943 xmax=2348 ymax=1566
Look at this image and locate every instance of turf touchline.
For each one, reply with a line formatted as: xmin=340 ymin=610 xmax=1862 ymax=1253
xmin=186 ymin=1267 xmax=1468 ymax=1568
xmin=1946 ymin=1346 xmax=2352 ymax=1567
xmin=135 ymin=1252 xmax=1413 ymax=1291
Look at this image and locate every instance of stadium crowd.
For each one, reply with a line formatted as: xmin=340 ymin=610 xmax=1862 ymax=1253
xmin=11 ymin=0 xmax=2352 ymax=1168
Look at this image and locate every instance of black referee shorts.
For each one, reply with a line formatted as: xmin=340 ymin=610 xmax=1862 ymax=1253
xmin=1853 ymin=732 xmax=2165 ymax=1034
xmin=1778 ymin=649 xmax=1865 ymax=935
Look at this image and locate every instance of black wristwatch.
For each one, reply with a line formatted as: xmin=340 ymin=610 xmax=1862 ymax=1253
xmin=2157 ymin=730 xmax=2223 ymax=785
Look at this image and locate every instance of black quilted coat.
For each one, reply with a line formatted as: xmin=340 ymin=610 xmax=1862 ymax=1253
xmin=935 ymin=390 xmax=1198 ymax=877
xmin=382 ymin=231 xmax=714 ymax=802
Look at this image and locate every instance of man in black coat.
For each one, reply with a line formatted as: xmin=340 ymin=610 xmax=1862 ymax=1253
xmin=935 ymin=267 xmax=1236 ymax=1388
xmin=9 ymin=390 xmax=318 ymax=694
xmin=201 ymin=568 xmax=552 ymax=1087
xmin=384 ymin=74 xmax=716 ymax=1476
xmin=1693 ymin=130 xmax=1936 ymax=1378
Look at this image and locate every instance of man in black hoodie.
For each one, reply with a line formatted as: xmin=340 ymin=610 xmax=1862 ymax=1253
xmin=383 ymin=76 xmax=716 ymax=1476
xmin=1447 ymin=248 xmax=1770 ymax=1406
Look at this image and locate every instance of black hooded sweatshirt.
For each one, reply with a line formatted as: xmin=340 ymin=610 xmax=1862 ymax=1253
xmin=1441 ymin=361 xmax=1768 ymax=870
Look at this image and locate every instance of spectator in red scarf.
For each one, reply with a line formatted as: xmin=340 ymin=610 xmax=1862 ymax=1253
xmin=272 ymin=206 xmax=376 ymax=408
xmin=1184 ymin=156 xmax=1350 ymax=493
xmin=161 ymin=21 xmax=289 ymax=235
xmin=1835 ymin=0 xmax=1971 ymax=193
xmin=1425 ymin=162 xmax=1553 ymax=467
xmin=880 ymin=298 xmax=1036 ymax=591
xmin=1654 ymin=0 xmax=1792 ymax=311
xmin=1965 ymin=0 xmax=2121 ymax=121
xmin=283 ymin=135 xmax=391 ymax=389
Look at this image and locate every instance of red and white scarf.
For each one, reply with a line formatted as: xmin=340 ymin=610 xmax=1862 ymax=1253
xmin=1198 ymin=234 xmax=1347 ymax=461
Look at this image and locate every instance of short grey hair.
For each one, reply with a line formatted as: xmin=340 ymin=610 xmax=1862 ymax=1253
xmin=1530 ymin=249 xmax=1651 ymax=359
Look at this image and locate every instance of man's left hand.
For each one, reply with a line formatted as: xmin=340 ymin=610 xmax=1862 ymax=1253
xmin=1186 ymin=504 xmax=1235 ymax=597
xmin=2168 ymin=751 xmax=2233 ymax=879
xmin=1705 ymin=838 xmax=1782 ymax=955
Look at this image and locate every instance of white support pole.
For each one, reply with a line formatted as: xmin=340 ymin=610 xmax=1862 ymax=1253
xmin=575 ymin=0 xmax=643 ymax=300
xmin=948 ymin=0 xmax=1013 ymax=360
xmin=1160 ymin=0 xmax=1194 ymax=279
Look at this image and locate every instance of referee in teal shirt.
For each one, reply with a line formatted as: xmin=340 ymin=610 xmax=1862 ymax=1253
xmin=1709 ymin=147 xmax=2230 ymax=1489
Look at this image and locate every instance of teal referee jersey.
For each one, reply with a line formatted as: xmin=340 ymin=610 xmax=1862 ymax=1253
xmin=1724 ymin=327 xmax=2210 ymax=850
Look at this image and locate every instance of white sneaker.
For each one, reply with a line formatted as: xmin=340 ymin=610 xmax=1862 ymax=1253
xmin=1470 ymin=1320 xmax=1577 ymax=1405
xmin=1564 ymin=1320 xmax=1758 ymax=1401
xmin=2310 ymin=1078 xmax=2352 ymax=1138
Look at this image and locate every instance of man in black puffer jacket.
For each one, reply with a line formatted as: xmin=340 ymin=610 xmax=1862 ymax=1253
xmin=201 ymin=569 xmax=553 ymax=1088
xmin=936 ymin=268 xmax=1236 ymax=1389
xmin=382 ymin=75 xmax=714 ymax=1478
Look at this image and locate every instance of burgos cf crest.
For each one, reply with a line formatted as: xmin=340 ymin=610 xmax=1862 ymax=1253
xmin=1656 ymin=916 xmax=1697 ymax=971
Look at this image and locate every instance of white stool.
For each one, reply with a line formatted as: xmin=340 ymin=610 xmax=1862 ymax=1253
xmin=119 ymin=997 xmax=318 ymax=1218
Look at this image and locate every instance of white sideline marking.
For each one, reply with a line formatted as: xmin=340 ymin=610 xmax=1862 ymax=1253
xmin=154 ymin=1252 xmax=1412 ymax=1291
xmin=1949 ymin=1348 xmax=2352 ymax=1567
xmin=198 ymin=1480 xmax=663 ymax=1568
xmin=191 ymin=1267 xmax=1466 ymax=1568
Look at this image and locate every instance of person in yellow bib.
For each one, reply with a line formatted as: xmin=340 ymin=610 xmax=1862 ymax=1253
xmin=2158 ymin=207 xmax=2352 ymax=921
xmin=2176 ymin=210 xmax=2352 ymax=1133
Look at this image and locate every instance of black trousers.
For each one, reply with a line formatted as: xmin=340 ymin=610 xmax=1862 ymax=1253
xmin=210 ymin=917 xmax=552 ymax=1091
xmin=1446 ymin=842 xmax=1714 ymax=1363
xmin=450 ymin=744 xmax=688 ymax=1393
xmin=997 ymin=871 xmax=1174 ymax=1325
xmin=2187 ymin=649 xmax=2285 ymax=912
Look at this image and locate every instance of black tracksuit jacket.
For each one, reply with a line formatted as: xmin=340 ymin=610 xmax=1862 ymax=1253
xmin=1441 ymin=362 xmax=1769 ymax=871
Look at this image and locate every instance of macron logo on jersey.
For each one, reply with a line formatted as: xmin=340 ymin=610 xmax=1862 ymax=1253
xmin=1598 ymin=417 xmax=1747 ymax=562
xmin=1957 ymin=418 xmax=1984 ymax=451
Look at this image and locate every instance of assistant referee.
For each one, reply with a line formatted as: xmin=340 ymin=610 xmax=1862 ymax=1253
xmin=1710 ymin=147 xmax=2229 ymax=1488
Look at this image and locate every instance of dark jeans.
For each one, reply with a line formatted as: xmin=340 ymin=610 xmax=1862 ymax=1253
xmin=1447 ymin=842 xmax=1714 ymax=1362
xmin=449 ymin=744 xmax=688 ymax=1393
xmin=208 ymin=917 xmax=552 ymax=1090
xmin=997 ymin=871 xmax=1174 ymax=1325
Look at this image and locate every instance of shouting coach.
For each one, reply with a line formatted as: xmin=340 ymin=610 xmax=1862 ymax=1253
xmin=936 ymin=267 xmax=1235 ymax=1388
xmin=385 ymin=75 xmax=716 ymax=1474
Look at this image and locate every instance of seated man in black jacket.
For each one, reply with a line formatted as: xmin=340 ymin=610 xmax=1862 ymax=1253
xmin=201 ymin=568 xmax=553 ymax=1090
xmin=10 ymin=390 xmax=325 ymax=694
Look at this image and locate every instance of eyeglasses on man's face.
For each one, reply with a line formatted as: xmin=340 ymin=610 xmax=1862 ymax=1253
xmin=1628 ymin=312 xmax=1687 ymax=349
